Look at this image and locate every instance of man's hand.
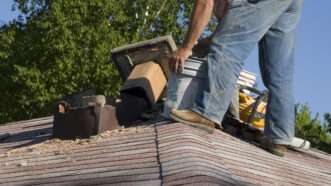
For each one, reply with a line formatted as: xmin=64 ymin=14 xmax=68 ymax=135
xmin=169 ymin=0 xmax=214 ymax=72
xmin=192 ymin=37 xmax=212 ymax=58
xmin=169 ymin=47 xmax=192 ymax=73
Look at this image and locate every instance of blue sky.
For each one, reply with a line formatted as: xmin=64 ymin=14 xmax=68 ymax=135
xmin=0 ymin=0 xmax=330 ymax=116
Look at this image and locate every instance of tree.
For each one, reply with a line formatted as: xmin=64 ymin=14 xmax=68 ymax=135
xmin=0 ymin=0 xmax=207 ymax=123
xmin=323 ymin=113 xmax=331 ymax=133
xmin=295 ymin=104 xmax=331 ymax=153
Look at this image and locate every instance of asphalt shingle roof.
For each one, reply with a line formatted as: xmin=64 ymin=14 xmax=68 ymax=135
xmin=0 ymin=117 xmax=330 ymax=185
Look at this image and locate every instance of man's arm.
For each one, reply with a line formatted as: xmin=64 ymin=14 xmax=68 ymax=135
xmin=170 ymin=0 xmax=214 ymax=72
xmin=183 ymin=0 xmax=215 ymax=50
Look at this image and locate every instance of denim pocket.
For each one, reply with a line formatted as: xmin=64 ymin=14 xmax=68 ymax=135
xmin=229 ymin=0 xmax=260 ymax=9
xmin=247 ymin=0 xmax=260 ymax=4
xmin=229 ymin=0 xmax=246 ymax=9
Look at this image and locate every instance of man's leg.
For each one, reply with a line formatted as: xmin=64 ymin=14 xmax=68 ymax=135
xmin=192 ymin=0 xmax=294 ymax=127
xmin=259 ymin=0 xmax=303 ymax=145
xmin=226 ymin=85 xmax=240 ymax=120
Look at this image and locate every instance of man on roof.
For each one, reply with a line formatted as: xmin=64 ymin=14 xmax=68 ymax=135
xmin=169 ymin=0 xmax=303 ymax=156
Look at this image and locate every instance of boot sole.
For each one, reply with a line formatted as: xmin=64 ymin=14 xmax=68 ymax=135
xmin=260 ymin=139 xmax=286 ymax=157
xmin=170 ymin=113 xmax=214 ymax=134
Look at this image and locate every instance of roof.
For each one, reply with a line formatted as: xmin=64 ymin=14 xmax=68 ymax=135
xmin=0 ymin=117 xmax=330 ymax=185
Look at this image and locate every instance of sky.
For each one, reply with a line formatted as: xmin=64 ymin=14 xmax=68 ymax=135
xmin=0 ymin=0 xmax=330 ymax=116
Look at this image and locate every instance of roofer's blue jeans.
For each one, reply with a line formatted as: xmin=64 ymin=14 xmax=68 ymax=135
xmin=192 ymin=0 xmax=303 ymax=145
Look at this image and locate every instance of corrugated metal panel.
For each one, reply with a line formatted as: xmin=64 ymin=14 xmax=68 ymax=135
xmin=0 ymin=117 xmax=330 ymax=185
xmin=237 ymin=71 xmax=257 ymax=88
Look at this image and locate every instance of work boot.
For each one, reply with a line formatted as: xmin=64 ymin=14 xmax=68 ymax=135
xmin=170 ymin=109 xmax=216 ymax=133
xmin=260 ymin=137 xmax=288 ymax=157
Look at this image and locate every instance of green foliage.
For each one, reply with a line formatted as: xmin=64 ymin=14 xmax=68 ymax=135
xmin=295 ymin=104 xmax=331 ymax=153
xmin=323 ymin=113 xmax=331 ymax=133
xmin=0 ymin=0 xmax=200 ymax=123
